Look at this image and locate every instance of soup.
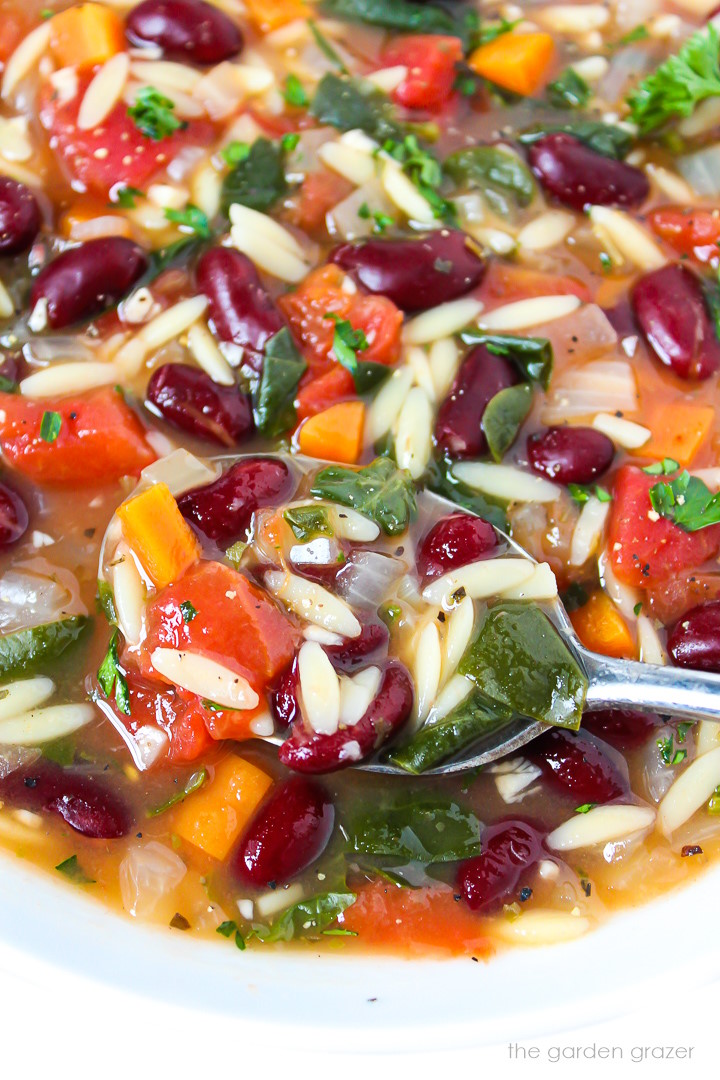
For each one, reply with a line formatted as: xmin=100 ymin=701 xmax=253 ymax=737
xmin=0 ymin=0 xmax=719 ymax=957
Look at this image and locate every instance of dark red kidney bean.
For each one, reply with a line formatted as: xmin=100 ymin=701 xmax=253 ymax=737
xmin=234 ymin=777 xmax=334 ymax=886
xmin=146 ymin=363 xmax=252 ymax=446
xmin=528 ymin=133 xmax=650 ymax=211
xmin=631 ymin=263 xmax=720 ymax=381
xmin=30 ymin=238 xmax=148 ymax=329
xmin=457 ymin=821 xmax=543 ymax=912
xmin=279 ymin=662 xmax=413 ymax=774
xmin=178 ymin=457 xmax=294 ymax=545
xmin=418 ymin=512 xmax=498 ymax=581
xmin=526 ymin=729 xmax=627 ymax=804
xmin=324 ymin=621 xmax=389 ymax=668
xmin=668 ymin=601 xmax=720 ymax=672
xmin=272 ymin=656 xmax=300 ymax=729
xmin=196 ymin=248 xmax=285 ymax=372
xmin=126 ymin=0 xmax=242 ymax=63
xmin=435 ymin=344 xmax=519 ymax=458
xmin=0 ymin=176 xmax=40 ymax=255
xmin=0 ymin=761 xmax=132 ymax=838
xmin=583 ymin=709 xmax=663 ymax=750
xmin=0 ymin=481 xmax=28 ymax=547
xmin=526 ymin=426 xmax=614 ymax=485
xmin=329 ymin=230 xmax=486 ymax=313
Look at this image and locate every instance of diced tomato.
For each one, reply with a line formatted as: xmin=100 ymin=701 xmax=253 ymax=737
xmin=296 ymin=365 xmax=355 ymax=421
xmin=608 ymin=466 xmax=720 ymax=588
xmin=338 ymin=881 xmax=493 ymax=957
xmin=145 ymin=561 xmax=298 ymax=693
xmin=479 ymin=262 xmax=593 ymax=305
xmin=649 ymin=206 xmax=720 ymax=266
xmin=286 ymin=169 xmax=354 ymax=235
xmin=39 ymin=77 xmax=214 ymax=197
xmin=0 ymin=388 xmax=156 ymax=484
xmin=279 ymin=264 xmax=403 ymax=375
xmin=381 ymin=35 xmax=463 ymax=111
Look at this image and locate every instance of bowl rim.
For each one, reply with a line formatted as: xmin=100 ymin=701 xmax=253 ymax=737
xmin=1 ymin=850 xmax=718 ymax=1049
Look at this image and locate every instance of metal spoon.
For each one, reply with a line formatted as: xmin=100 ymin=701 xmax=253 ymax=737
xmin=240 ymin=455 xmax=720 ymax=774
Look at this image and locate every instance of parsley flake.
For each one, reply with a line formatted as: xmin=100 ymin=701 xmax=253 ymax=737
xmin=40 ymin=410 xmax=62 ymax=443
xmin=97 ymin=628 xmax=131 ymax=716
xmin=164 ymin=204 xmax=211 ymax=238
xmin=128 ymin=86 xmax=186 ymax=141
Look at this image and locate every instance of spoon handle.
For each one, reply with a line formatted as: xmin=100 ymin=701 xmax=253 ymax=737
xmin=581 ymin=647 xmax=720 ymax=722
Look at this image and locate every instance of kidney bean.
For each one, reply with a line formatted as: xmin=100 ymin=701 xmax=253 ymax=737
xmin=668 ymin=601 xmax=720 ymax=672
xmin=457 ymin=820 xmax=543 ymax=912
xmin=178 ymin=457 xmax=294 ymax=544
xmin=329 ymin=230 xmax=486 ymax=313
xmin=234 ymin=777 xmax=334 ymax=886
xmin=146 ymin=363 xmax=252 ymax=446
xmin=527 ymin=426 xmax=614 ymax=485
xmin=324 ymin=621 xmax=389 ymax=668
xmin=30 ymin=238 xmax=148 ymax=329
xmin=126 ymin=0 xmax=242 ymax=64
xmin=0 ymin=760 xmax=132 ymax=838
xmin=583 ymin=708 xmax=663 ymax=750
xmin=279 ymin=662 xmax=413 ymax=773
xmin=631 ymin=263 xmax=720 ymax=380
xmin=434 ymin=344 xmax=519 ymax=458
xmin=196 ymin=248 xmax=285 ymax=372
xmin=0 ymin=481 xmax=28 ymax=547
xmin=528 ymin=133 xmax=650 ymax=211
xmin=526 ymin=728 xmax=627 ymax=804
xmin=418 ymin=511 xmax=498 ymax=581
xmin=272 ymin=656 xmax=300 ymax=729
xmin=0 ymin=177 xmax=40 ymax=255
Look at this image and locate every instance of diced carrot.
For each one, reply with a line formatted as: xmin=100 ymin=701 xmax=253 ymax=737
xmin=49 ymin=3 xmax=125 ymax=70
xmin=117 ymin=482 xmax=201 ymax=589
xmin=632 ymin=402 xmax=715 ymax=468
xmin=173 ymin=753 xmax=272 ymax=860
xmin=468 ymin=32 xmax=554 ymax=96
xmin=338 ymin=881 xmax=493 ymax=957
xmin=244 ymin=0 xmax=310 ymax=32
xmin=298 ymin=400 xmax=365 ymax=464
xmin=296 ymin=366 xmax=356 ymax=422
xmin=570 ymin=590 xmax=635 ymax=660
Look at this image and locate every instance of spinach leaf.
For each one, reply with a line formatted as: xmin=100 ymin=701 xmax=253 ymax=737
xmin=97 ymin=628 xmax=130 ymax=716
xmin=424 ymin=456 xmax=508 ymax=532
xmin=324 ymin=313 xmax=391 ymax=392
xmin=311 ymin=457 xmax=416 ymax=536
xmin=459 ymin=602 xmax=588 ymax=730
xmin=346 ymin=798 xmax=482 ymax=862
xmin=308 ymin=19 xmax=348 ymax=72
xmin=0 ymin=616 xmax=89 ymax=679
xmin=309 ymin=73 xmax=402 ymax=143
xmin=146 ymin=769 xmax=207 ymax=817
xmin=252 ymin=891 xmax=356 ymax=943
xmin=96 ymin=580 xmax=117 ymax=623
xmin=546 ymin=68 xmax=591 ymax=110
xmin=283 ymin=505 xmax=334 ymax=542
xmin=648 ymin=470 xmax=720 ymax=531
xmin=445 ymin=145 xmax=536 ymax=216
xmin=221 ymin=137 xmax=287 ymax=215
xmin=459 ymin=331 xmax=553 ymax=389
xmin=517 ymin=120 xmax=634 ymax=160
xmin=253 ymin=327 xmax=307 ymax=436
xmin=388 ymin=691 xmax=513 ymax=774
xmin=321 ymin=0 xmax=459 ymax=37
xmin=481 ymin=383 xmax=533 ymax=462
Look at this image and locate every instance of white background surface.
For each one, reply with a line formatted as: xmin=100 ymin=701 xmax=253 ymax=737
xmin=0 ymin=949 xmax=711 ymax=1079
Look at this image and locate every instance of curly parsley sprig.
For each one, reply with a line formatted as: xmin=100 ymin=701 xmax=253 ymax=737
xmin=626 ymin=24 xmax=720 ymax=133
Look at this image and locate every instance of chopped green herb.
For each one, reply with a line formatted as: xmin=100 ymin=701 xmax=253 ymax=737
xmin=575 ymin=803 xmax=596 ymax=814
xmin=378 ymin=602 xmax=402 ymax=628
xmin=324 ymin=312 xmax=369 ymax=369
xmin=657 ymin=734 xmax=688 ymax=766
xmin=546 ymin=68 xmax=591 ymax=110
xmin=251 ymin=891 xmax=356 ymax=943
xmin=179 ymin=600 xmax=198 ymax=623
xmin=643 ymin=458 xmax=679 ymax=476
xmin=225 ymin=540 xmax=247 ymax=568
xmin=216 ymin=920 xmax=246 ymax=950
xmin=164 ymin=204 xmax=211 ymax=238
xmin=626 ymin=25 xmax=720 ymax=134
xmin=281 ymin=132 xmax=301 ymax=152
xmin=115 ymin=186 xmax=144 ymax=209
xmin=568 ymin=483 xmax=612 ymax=504
xmin=311 ymin=457 xmax=416 ymax=536
xmin=384 ymin=133 xmax=454 ymax=220
xmin=128 ymin=86 xmax=186 ymax=141
xmin=677 ymin=722 xmax=693 ymax=743
xmin=322 ymin=928 xmax=358 ymax=937
xmin=96 ymin=580 xmax=117 ymax=623
xmin=634 ymin=602 xmax=643 ymax=616
xmin=40 ymin=8 xmax=53 ymax=18
xmin=613 ymin=24 xmax=649 ymax=48
xmin=284 ymin=505 xmax=333 ymax=542
xmin=147 ymin=769 xmax=207 ymax=817
xmin=55 ymin=855 xmax=95 ymax=885
xmin=97 ymin=628 xmax=131 ymax=717
xmin=708 ymin=785 xmax=720 ymax=814
xmin=221 ymin=141 xmax=251 ymax=166
xmin=599 ymin=251 xmax=613 ymax=273
xmin=284 ymin=73 xmax=308 ymax=107
xmin=40 ymin=410 xmax=62 ymax=443
xmin=648 ymin=470 xmax=720 ymax=532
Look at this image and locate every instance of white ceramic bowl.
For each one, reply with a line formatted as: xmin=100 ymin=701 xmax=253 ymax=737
xmin=1 ymin=852 xmax=718 ymax=1048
